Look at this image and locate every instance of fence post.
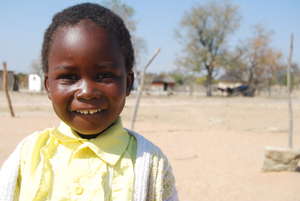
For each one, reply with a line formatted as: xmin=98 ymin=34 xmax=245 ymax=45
xmin=130 ymin=48 xmax=161 ymax=130
xmin=2 ymin=62 xmax=15 ymax=117
xmin=287 ymin=34 xmax=294 ymax=149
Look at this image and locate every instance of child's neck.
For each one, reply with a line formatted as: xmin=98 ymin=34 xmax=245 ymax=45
xmin=76 ymin=121 xmax=117 ymax=139
xmin=78 ymin=133 xmax=100 ymax=139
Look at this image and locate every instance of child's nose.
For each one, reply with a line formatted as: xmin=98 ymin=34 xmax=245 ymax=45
xmin=75 ymin=79 xmax=101 ymax=100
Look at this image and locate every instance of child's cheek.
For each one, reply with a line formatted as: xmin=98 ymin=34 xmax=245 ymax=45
xmin=105 ymin=83 xmax=127 ymax=100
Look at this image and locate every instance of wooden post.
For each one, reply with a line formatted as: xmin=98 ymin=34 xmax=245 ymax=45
xmin=130 ymin=48 xmax=161 ymax=130
xmin=2 ymin=62 xmax=15 ymax=117
xmin=287 ymin=34 xmax=294 ymax=149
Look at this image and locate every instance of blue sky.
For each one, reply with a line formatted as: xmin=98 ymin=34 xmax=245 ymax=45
xmin=0 ymin=0 xmax=299 ymax=73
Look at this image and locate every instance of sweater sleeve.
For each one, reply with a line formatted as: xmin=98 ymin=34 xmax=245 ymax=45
xmin=148 ymin=154 xmax=179 ymax=201
xmin=127 ymin=130 xmax=179 ymax=201
xmin=0 ymin=143 xmax=22 ymax=201
xmin=161 ymin=158 xmax=179 ymax=201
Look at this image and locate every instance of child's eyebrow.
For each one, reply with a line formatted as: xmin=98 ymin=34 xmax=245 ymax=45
xmin=95 ymin=62 xmax=120 ymax=69
xmin=96 ymin=62 xmax=115 ymax=67
xmin=54 ymin=65 xmax=76 ymax=71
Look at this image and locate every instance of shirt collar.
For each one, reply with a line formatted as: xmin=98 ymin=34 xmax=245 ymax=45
xmin=53 ymin=118 xmax=130 ymax=166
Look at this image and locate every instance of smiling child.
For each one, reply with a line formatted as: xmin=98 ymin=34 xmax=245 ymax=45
xmin=0 ymin=3 xmax=178 ymax=201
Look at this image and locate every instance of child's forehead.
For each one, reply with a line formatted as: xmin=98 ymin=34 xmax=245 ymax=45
xmin=56 ymin=19 xmax=120 ymax=43
xmin=48 ymin=19 xmax=126 ymax=70
xmin=55 ymin=19 xmax=108 ymax=36
xmin=52 ymin=20 xmax=118 ymax=45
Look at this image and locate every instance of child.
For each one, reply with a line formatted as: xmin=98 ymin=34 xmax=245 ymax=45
xmin=0 ymin=3 xmax=178 ymax=201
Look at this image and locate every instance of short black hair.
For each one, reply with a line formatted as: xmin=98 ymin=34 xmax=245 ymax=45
xmin=42 ymin=3 xmax=134 ymax=73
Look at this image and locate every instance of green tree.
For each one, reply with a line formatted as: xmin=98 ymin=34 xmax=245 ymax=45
xmin=176 ymin=1 xmax=240 ymax=96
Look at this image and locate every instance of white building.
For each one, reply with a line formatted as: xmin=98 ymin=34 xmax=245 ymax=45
xmin=28 ymin=74 xmax=42 ymax=92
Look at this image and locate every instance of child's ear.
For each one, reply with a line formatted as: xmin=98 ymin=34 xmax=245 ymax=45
xmin=126 ymin=71 xmax=134 ymax=96
xmin=44 ymin=74 xmax=52 ymax=100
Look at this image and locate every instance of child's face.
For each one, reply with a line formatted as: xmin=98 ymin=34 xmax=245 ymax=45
xmin=45 ymin=20 xmax=133 ymax=135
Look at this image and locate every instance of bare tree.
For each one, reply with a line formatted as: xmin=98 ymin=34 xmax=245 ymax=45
xmin=224 ymin=25 xmax=283 ymax=95
xmin=176 ymin=1 xmax=240 ymax=96
xmin=103 ymin=0 xmax=147 ymax=83
xmin=30 ymin=59 xmax=43 ymax=77
xmin=103 ymin=0 xmax=136 ymax=32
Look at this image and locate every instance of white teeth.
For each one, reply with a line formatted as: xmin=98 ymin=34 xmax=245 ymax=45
xmin=73 ymin=109 xmax=102 ymax=115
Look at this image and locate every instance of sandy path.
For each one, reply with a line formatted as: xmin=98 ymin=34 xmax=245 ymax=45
xmin=1 ymin=92 xmax=300 ymax=201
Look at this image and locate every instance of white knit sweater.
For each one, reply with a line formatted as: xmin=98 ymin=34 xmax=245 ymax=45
xmin=0 ymin=130 xmax=178 ymax=201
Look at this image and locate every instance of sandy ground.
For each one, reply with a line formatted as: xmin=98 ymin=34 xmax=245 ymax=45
xmin=1 ymin=91 xmax=300 ymax=201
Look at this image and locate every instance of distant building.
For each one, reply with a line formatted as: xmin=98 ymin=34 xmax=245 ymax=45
xmin=28 ymin=74 xmax=42 ymax=92
xmin=0 ymin=70 xmax=18 ymax=91
xmin=16 ymin=73 xmax=29 ymax=90
xmin=151 ymin=75 xmax=175 ymax=92
xmin=217 ymin=74 xmax=254 ymax=96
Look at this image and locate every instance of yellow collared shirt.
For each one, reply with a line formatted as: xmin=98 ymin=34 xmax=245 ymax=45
xmin=16 ymin=118 xmax=136 ymax=201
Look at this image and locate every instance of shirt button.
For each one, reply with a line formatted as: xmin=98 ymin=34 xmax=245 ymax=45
xmin=74 ymin=185 xmax=84 ymax=195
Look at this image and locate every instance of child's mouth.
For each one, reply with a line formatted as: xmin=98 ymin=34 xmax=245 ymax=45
xmin=71 ymin=108 xmax=102 ymax=115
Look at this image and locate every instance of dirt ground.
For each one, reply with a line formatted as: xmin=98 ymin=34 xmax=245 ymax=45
xmin=1 ymin=91 xmax=300 ymax=201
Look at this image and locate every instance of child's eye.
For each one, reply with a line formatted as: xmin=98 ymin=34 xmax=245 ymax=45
xmin=58 ymin=74 xmax=79 ymax=83
xmin=95 ymin=72 xmax=117 ymax=82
